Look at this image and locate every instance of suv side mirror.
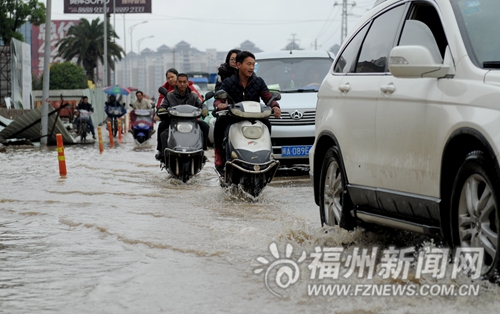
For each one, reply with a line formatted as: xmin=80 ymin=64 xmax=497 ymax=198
xmin=388 ymin=45 xmax=449 ymax=78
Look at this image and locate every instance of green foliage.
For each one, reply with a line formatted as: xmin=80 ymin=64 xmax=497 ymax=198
xmin=56 ymin=18 xmax=124 ymax=83
xmin=34 ymin=62 xmax=87 ymax=90
xmin=0 ymin=0 xmax=46 ymax=44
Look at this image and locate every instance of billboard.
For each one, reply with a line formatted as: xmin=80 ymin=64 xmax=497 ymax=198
xmin=11 ymin=38 xmax=33 ymax=109
xmin=64 ymin=0 xmax=152 ymax=14
xmin=31 ymin=20 xmax=80 ymax=78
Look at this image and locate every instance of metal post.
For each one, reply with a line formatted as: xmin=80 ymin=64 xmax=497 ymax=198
xmin=103 ymin=0 xmax=108 ymax=87
xmin=41 ymin=0 xmax=52 ymax=146
xmin=127 ymin=21 xmax=147 ymax=89
xmin=123 ymin=14 xmax=127 ymax=87
xmin=113 ymin=0 xmax=116 ymax=85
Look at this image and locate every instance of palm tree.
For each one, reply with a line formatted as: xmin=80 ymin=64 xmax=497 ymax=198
xmin=56 ymin=18 xmax=124 ymax=84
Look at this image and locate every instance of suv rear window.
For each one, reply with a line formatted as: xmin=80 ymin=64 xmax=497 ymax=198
xmin=255 ymin=58 xmax=333 ymax=92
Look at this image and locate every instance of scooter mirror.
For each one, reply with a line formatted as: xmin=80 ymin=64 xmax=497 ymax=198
xmin=273 ymin=92 xmax=281 ymax=101
xmin=158 ymin=86 xmax=169 ymax=97
xmin=129 ymin=103 xmax=133 ymax=108
xmin=214 ymin=90 xmax=228 ymax=100
xmin=204 ymin=91 xmax=214 ymax=101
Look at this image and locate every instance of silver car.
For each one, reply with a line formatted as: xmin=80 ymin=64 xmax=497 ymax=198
xmin=254 ymin=50 xmax=334 ymax=168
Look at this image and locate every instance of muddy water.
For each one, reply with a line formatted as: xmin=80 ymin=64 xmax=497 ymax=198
xmin=1 ymin=135 xmax=499 ymax=313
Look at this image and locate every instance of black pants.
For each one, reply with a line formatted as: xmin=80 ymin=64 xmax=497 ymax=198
xmin=159 ymin=119 xmax=209 ymax=153
xmin=213 ymin=115 xmax=272 ymax=149
xmin=156 ymin=119 xmax=169 ymax=151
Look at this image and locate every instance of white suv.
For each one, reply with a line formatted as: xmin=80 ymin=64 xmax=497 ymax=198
xmin=310 ymin=0 xmax=500 ymax=280
xmin=254 ymin=50 xmax=334 ymax=168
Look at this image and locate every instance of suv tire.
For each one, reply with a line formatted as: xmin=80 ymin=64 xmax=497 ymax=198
xmin=451 ymin=150 xmax=500 ymax=279
xmin=319 ymin=147 xmax=356 ymax=230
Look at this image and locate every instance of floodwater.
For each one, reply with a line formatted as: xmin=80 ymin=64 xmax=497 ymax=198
xmin=1 ymin=133 xmax=500 ymax=314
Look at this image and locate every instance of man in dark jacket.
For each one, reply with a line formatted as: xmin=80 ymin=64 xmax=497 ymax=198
xmin=212 ymin=51 xmax=281 ymax=167
xmin=75 ymin=96 xmax=96 ymax=139
xmin=156 ymin=73 xmax=209 ymax=161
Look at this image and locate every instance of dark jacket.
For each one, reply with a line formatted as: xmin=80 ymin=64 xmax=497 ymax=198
xmin=155 ymin=81 xmax=202 ymax=109
xmin=215 ymin=63 xmax=238 ymax=91
xmin=159 ymin=86 xmax=206 ymax=110
xmin=214 ymin=73 xmax=280 ymax=110
xmin=77 ymin=102 xmax=94 ymax=112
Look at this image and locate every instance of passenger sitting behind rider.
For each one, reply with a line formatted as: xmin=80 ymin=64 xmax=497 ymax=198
xmin=75 ymin=95 xmax=96 ymax=139
xmin=156 ymin=73 xmax=209 ymax=161
xmin=212 ymin=51 xmax=281 ymax=167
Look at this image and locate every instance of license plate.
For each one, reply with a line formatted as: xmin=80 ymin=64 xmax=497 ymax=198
xmin=281 ymin=145 xmax=312 ymax=157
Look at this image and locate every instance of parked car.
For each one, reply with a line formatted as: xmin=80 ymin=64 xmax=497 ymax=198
xmin=310 ymin=0 xmax=500 ymax=280
xmin=254 ymin=50 xmax=334 ymax=168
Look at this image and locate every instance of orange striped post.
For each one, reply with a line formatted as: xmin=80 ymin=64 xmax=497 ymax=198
xmin=118 ymin=118 xmax=123 ymax=144
xmin=107 ymin=121 xmax=114 ymax=148
xmin=56 ymin=133 xmax=67 ymax=176
xmin=98 ymin=126 xmax=104 ymax=153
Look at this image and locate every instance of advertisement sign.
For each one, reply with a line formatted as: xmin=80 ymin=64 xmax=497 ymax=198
xmin=31 ymin=20 xmax=79 ymax=78
xmin=63 ymin=0 xmax=152 ymax=14
xmin=11 ymin=38 xmax=32 ymax=109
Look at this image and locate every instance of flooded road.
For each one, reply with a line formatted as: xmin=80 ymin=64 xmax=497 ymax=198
xmin=1 ymin=133 xmax=499 ymax=313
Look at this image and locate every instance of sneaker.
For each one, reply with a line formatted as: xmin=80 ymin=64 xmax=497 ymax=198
xmin=92 ymin=135 xmax=96 ymax=139
xmin=214 ymin=148 xmax=224 ymax=167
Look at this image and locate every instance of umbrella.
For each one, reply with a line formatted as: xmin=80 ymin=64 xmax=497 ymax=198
xmin=103 ymin=85 xmax=131 ymax=95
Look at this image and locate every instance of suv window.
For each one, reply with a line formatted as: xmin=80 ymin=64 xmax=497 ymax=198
xmin=355 ymin=5 xmax=406 ymax=73
xmin=256 ymin=58 xmax=333 ymax=91
xmin=452 ymin=0 xmax=500 ymax=68
xmin=333 ymin=23 xmax=369 ymax=74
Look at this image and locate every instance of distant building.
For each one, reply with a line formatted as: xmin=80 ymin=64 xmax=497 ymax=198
xmin=282 ymin=40 xmax=303 ymax=51
xmin=115 ymin=39 xmax=268 ymax=98
xmin=236 ymin=40 xmax=263 ymax=53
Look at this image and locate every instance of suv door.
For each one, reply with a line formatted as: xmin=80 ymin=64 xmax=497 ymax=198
xmin=376 ymin=3 xmax=448 ymax=202
xmin=337 ymin=4 xmax=407 ymax=205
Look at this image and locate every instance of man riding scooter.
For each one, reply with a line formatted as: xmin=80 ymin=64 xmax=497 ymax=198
xmin=156 ymin=73 xmax=209 ymax=161
xmin=212 ymin=51 xmax=281 ymax=167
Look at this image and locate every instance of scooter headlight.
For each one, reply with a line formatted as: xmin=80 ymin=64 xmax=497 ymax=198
xmin=242 ymin=126 xmax=263 ymax=139
xmin=177 ymin=122 xmax=193 ymax=133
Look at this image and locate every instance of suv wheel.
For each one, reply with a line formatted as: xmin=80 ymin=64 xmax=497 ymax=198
xmin=319 ymin=147 xmax=355 ymax=230
xmin=451 ymin=151 xmax=500 ymax=279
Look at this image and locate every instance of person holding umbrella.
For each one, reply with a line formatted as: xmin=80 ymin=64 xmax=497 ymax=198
xmin=104 ymin=94 xmax=127 ymax=136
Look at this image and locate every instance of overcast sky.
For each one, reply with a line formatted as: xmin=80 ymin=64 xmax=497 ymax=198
xmin=40 ymin=0 xmax=375 ymax=54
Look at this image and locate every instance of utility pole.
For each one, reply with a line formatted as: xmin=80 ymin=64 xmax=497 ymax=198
xmin=288 ymin=33 xmax=300 ymax=50
xmin=41 ymin=0 xmax=52 ymax=147
xmin=334 ymin=0 xmax=356 ymax=44
xmin=103 ymin=0 xmax=108 ymax=88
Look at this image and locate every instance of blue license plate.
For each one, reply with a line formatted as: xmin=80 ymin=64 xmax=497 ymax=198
xmin=281 ymin=145 xmax=312 ymax=157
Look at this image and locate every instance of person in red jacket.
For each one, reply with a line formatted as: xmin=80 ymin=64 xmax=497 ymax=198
xmin=155 ymin=68 xmax=202 ymax=109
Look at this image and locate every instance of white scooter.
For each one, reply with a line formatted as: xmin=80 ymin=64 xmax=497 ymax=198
xmin=214 ymin=90 xmax=280 ymax=197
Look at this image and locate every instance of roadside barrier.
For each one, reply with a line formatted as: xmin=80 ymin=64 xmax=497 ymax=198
xmin=56 ymin=133 xmax=67 ymax=176
xmin=98 ymin=126 xmax=104 ymax=153
xmin=107 ymin=121 xmax=114 ymax=148
xmin=118 ymin=118 xmax=123 ymax=144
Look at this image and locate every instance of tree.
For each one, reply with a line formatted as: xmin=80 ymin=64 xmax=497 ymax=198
xmin=0 ymin=0 xmax=45 ymax=44
xmin=33 ymin=62 xmax=88 ymax=90
xmin=56 ymin=18 xmax=124 ymax=84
